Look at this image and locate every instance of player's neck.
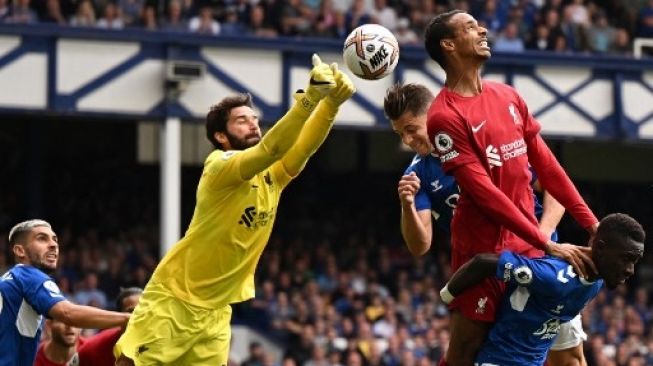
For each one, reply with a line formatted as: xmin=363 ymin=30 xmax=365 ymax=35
xmin=445 ymin=63 xmax=483 ymax=97
xmin=44 ymin=341 xmax=76 ymax=364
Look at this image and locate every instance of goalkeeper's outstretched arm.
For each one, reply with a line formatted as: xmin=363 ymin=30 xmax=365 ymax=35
xmin=238 ymin=54 xmax=336 ymax=180
xmin=279 ymin=62 xmax=356 ymax=178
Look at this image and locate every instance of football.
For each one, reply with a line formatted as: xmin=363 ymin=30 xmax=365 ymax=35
xmin=343 ymin=24 xmax=400 ymax=80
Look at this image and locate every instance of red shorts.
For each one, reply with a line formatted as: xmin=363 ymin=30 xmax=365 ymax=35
xmin=448 ymin=276 xmax=505 ymax=322
xmin=449 ymin=246 xmax=540 ymax=323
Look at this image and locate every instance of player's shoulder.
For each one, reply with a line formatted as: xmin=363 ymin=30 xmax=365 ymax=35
xmin=484 ymin=80 xmax=521 ymax=99
xmin=9 ymin=264 xmax=49 ymax=282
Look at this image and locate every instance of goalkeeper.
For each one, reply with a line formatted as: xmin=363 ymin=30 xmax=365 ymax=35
xmin=115 ymin=54 xmax=355 ymax=366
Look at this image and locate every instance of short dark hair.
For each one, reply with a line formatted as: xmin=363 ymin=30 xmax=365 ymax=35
xmin=424 ymin=10 xmax=464 ymax=70
xmin=116 ymin=287 xmax=143 ymax=312
xmin=206 ymin=93 xmax=253 ymax=149
xmin=384 ymin=83 xmax=434 ymax=121
xmin=598 ymin=213 xmax=646 ymax=245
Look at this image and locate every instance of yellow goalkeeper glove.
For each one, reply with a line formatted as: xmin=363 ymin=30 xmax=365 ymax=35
xmin=295 ymin=54 xmax=336 ymax=111
xmin=325 ymin=63 xmax=356 ymax=107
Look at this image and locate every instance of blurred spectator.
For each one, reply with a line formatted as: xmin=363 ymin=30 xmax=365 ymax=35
xmin=42 ymin=0 xmax=66 ymax=24
xmin=140 ymin=4 xmax=157 ymax=30
xmin=565 ymin=0 xmax=589 ymax=26
xmin=70 ymin=0 xmax=96 ymax=26
xmin=494 ymin=21 xmax=525 ymax=52
xmin=97 ymin=2 xmax=124 ymax=29
xmin=587 ymin=11 xmax=616 ymax=54
xmin=161 ymin=0 xmax=186 ymax=31
xmin=247 ymin=5 xmax=277 ymax=37
xmin=371 ymin=0 xmax=396 ymax=32
xmin=477 ymin=0 xmax=504 ymax=40
xmin=526 ymin=23 xmax=552 ymax=50
xmin=0 ymin=0 xmax=9 ymax=22
xmin=73 ymin=272 xmax=108 ymax=309
xmin=637 ymin=0 xmax=653 ymax=38
xmin=117 ymin=0 xmax=142 ymax=26
xmin=242 ymin=342 xmax=266 ymax=366
xmin=611 ymin=27 xmax=632 ymax=55
xmin=8 ymin=0 xmax=38 ymax=23
xmin=281 ymin=0 xmax=312 ymax=36
xmin=221 ymin=6 xmax=246 ymax=35
xmin=188 ymin=5 xmax=219 ymax=34
xmin=344 ymin=0 xmax=371 ymax=34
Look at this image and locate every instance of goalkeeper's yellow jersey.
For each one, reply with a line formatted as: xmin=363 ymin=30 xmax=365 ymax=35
xmin=151 ymin=148 xmax=294 ymax=309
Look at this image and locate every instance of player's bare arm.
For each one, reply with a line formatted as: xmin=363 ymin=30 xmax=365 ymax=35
xmin=235 ymin=54 xmax=336 ymax=180
xmin=533 ymin=179 xmax=566 ymax=239
xmin=278 ymin=61 xmax=355 ymax=177
xmin=440 ymin=253 xmax=499 ymax=304
xmin=398 ymin=172 xmax=433 ymax=256
xmin=453 ymin=162 xmax=595 ymax=279
xmin=48 ymin=300 xmax=130 ymax=329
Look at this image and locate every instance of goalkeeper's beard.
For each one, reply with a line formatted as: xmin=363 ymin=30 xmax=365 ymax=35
xmin=226 ymin=131 xmax=261 ymax=150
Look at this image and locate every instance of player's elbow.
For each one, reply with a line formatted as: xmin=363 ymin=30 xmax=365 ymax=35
xmin=407 ymin=241 xmax=431 ymax=257
xmin=49 ymin=301 xmax=75 ymax=325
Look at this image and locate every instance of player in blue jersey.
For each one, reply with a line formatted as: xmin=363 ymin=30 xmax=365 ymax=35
xmin=0 ymin=219 xmax=130 ymax=366
xmin=383 ymin=83 xmax=588 ymax=366
xmin=439 ymin=213 xmax=645 ymax=366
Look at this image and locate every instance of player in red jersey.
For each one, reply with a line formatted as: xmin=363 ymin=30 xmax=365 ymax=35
xmin=424 ymin=10 xmax=599 ymax=366
xmin=34 ymin=320 xmax=86 ymax=366
xmin=77 ymin=288 xmax=142 ymax=366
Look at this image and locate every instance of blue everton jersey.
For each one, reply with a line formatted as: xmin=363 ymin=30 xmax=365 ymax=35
xmin=0 ymin=264 xmax=65 ymax=366
xmin=404 ymin=154 xmax=459 ymax=232
xmin=404 ymin=155 xmax=555 ymax=240
xmin=475 ymin=252 xmax=603 ymax=366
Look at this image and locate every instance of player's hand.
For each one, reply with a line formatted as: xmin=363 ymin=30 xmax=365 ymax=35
xmin=325 ymin=63 xmax=356 ymax=107
xmin=305 ymin=54 xmax=336 ymax=103
xmin=545 ymin=242 xmax=597 ymax=279
xmin=398 ymin=172 xmax=420 ymax=206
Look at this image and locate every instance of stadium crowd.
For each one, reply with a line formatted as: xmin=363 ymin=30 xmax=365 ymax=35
xmin=0 ymin=0 xmax=652 ymax=55
xmin=1 ymin=166 xmax=652 ymax=365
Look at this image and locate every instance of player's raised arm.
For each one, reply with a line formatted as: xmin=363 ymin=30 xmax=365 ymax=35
xmin=234 ymin=54 xmax=336 ymax=181
xmin=48 ymin=300 xmax=130 ymax=329
xmin=513 ymin=93 xmax=598 ymax=234
xmin=399 ymin=172 xmax=433 ymax=256
xmin=275 ymin=61 xmax=355 ymax=181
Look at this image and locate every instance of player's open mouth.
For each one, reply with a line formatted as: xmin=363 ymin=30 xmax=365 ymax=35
xmin=45 ymin=253 xmax=57 ymax=261
xmin=479 ymin=40 xmax=489 ymax=49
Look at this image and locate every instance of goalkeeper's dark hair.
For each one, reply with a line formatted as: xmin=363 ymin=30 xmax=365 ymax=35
xmin=116 ymin=287 xmax=143 ymax=312
xmin=598 ymin=213 xmax=646 ymax=245
xmin=206 ymin=93 xmax=253 ymax=149
xmin=424 ymin=10 xmax=464 ymax=70
xmin=384 ymin=83 xmax=434 ymax=121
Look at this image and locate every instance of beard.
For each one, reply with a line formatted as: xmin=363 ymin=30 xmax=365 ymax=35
xmin=29 ymin=251 xmax=56 ymax=273
xmin=225 ymin=130 xmax=261 ymax=150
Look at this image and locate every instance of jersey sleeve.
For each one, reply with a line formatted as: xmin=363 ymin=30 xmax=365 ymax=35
xmin=514 ymin=90 xmax=541 ymax=139
xmin=18 ymin=267 xmax=66 ymax=315
xmin=404 ymin=158 xmax=432 ymax=212
xmin=427 ymin=107 xmax=477 ymax=172
xmin=496 ymin=251 xmax=568 ymax=296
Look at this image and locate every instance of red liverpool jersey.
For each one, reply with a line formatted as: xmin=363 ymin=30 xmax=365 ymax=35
xmin=427 ymin=81 xmax=596 ymax=269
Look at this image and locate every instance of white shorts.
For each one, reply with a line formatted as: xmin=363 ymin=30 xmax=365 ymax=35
xmin=550 ymin=314 xmax=586 ymax=351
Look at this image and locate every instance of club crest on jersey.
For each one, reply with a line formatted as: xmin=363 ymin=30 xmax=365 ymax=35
xmin=502 ymin=262 xmax=513 ymax=282
xmin=434 ymin=133 xmax=453 ymax=153
xmin=44 ymin=280 xmax=64 ymax=298
xmin=514 ymin=266 xmax=533 ymax=285
xmin=508 ymin=104 xmax=522 ymax=125
xmin=476 ymin=296 xmax=488 ymax=314
xmin=222 ymin=151 xmax=238 ymax=160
